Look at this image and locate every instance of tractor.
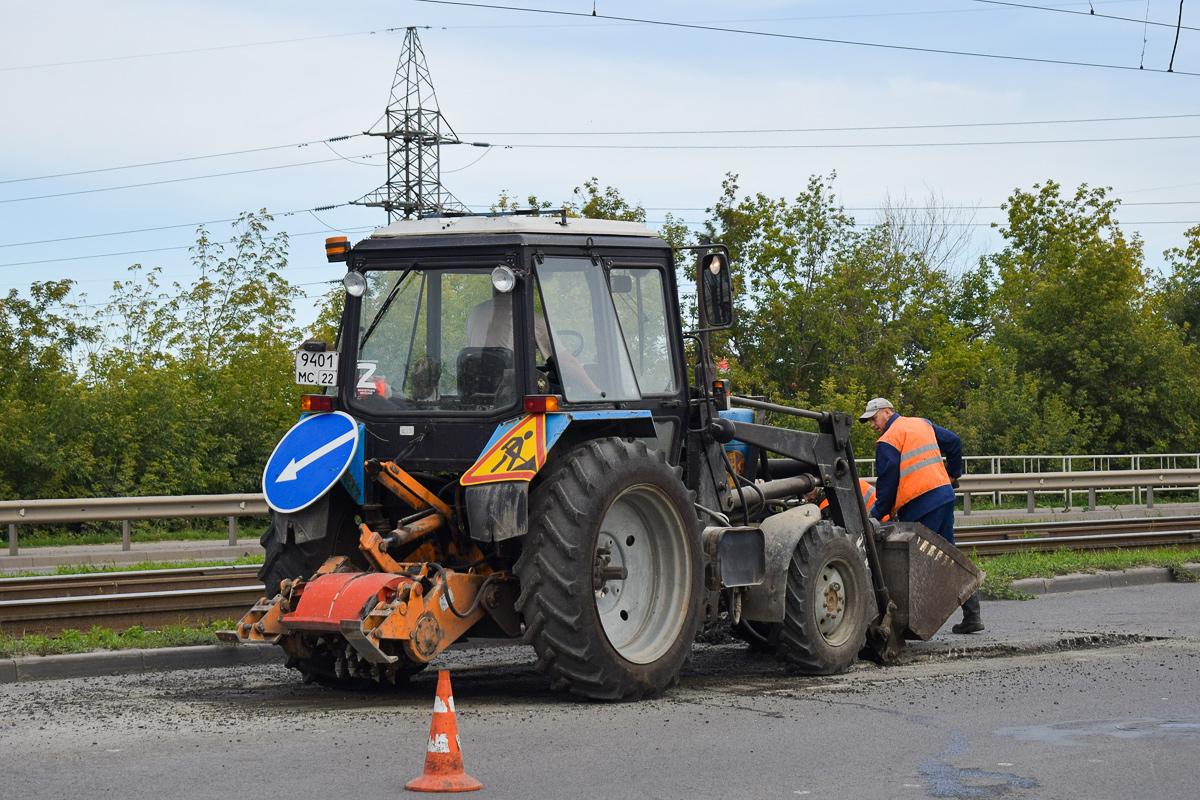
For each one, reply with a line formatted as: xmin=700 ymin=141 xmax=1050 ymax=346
xmin=226 ymin=212 xmax=982 ymax=700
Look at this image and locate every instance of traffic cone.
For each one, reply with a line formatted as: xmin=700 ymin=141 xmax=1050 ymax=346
xmin=405 ymin=670 xmax=483 ymax=793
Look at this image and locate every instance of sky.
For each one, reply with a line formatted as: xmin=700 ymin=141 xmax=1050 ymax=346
xmin=3 ymin=0 xmax=1198 ymax=331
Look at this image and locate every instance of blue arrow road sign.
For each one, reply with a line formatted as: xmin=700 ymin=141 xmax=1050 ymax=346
xmin=262 ymin=411 xmax=360 ymax=514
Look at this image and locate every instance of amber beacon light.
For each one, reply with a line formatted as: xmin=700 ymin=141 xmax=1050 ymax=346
xmin=325 ymin=236 xmax=350 ymax=262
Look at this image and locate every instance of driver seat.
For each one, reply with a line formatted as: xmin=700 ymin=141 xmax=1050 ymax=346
xmin=456 ymin=347 xmax=514 ymax=401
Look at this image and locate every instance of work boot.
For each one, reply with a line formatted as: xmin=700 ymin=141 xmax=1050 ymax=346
xmin=951 ymin=591 xmax=984 ymax=634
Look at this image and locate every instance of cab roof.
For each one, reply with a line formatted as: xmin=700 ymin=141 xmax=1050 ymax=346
xmin=370 ymin=215 xmax=659 ymax=240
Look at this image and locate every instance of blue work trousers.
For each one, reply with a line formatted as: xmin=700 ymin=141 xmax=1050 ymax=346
xmin=903 ymin=499 xmax=956 ymax=545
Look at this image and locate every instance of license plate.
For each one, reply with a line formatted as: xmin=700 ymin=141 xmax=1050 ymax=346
xmin=295 ymin=350 xmax=340 ymax=386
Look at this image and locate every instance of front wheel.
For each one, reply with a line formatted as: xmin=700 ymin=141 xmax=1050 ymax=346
xmin=514 ymin=438 xmax=703 ymax=700
xmin=775 ymin=522 xmax=871 ymax=675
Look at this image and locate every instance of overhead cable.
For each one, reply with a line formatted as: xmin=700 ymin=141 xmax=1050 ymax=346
xmin=0 ymin=226 xmax=376 ymax=269
xmin=495 ymin=133 xmax=1200 ymax=149
xmin=970 ymin=0 xmax=1200 ymax=32
xmin=1 ymin=29 xmax=418 ymax=72
xmin=463 ymin=112 xmax=1200 ymax=136
xmin=0 ymin=156 xmax=378 ymax=204
xmin=0 ymin=204 xmax=351 ymax=249
xmin=0 ymin=135 xmax=367 ymax=185
xmin=413 ymin=0 xmax=1200 ymax=77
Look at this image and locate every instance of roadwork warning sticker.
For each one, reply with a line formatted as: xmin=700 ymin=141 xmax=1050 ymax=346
xmin=460 ymin=414 xmax=548 ymax=485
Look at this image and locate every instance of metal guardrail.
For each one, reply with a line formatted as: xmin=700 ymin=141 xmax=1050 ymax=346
xmin=952 ymin=470 xmax=1200 ymax=515
xmin=856 ymin=452 xmax=1200 ymax=475
xmin=1 ymin=494 xmax=269 ymax=557
xmin=3 ymin=468 xmax=1199 ymax=555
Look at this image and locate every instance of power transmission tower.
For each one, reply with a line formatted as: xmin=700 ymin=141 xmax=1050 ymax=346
xmin=353 ymin=27 xmax=470 ymax=221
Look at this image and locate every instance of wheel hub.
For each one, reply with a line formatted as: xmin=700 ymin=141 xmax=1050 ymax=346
xmin=816 ymin=564 xmax=847 ymax=638
xmin=592 ymin=485 xmax=691 ymax=664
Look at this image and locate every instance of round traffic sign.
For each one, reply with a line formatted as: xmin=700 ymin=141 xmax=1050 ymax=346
xmin=262 ymin=411 xmax=360 ymax=514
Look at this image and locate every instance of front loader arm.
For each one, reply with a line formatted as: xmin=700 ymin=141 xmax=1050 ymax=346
xmin=707 ymin=407 xmax=897 ymax=652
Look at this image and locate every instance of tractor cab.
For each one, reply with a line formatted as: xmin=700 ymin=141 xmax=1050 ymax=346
xmin=329 ymin=215 xmax=692 ymax=473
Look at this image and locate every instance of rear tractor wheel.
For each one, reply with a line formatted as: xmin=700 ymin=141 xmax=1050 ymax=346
xmin=514 ymin=438 xmax=703 ymax=700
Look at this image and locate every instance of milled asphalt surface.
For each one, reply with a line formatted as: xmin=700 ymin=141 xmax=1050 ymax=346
xmin=2 ymin=504 xmax=1198 ymax=685
xmin=4 ymin=563 xmax=1197 ymax=685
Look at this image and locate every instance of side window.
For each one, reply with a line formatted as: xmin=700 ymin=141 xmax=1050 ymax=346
xmin=610 ymin=267 xmax=678 ymax=395
xmin=535 ymin=257 xmax=640 ymax=403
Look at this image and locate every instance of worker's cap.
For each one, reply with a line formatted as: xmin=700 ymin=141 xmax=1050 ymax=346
xmin=858 ymin=397 xmax=894 ymax=421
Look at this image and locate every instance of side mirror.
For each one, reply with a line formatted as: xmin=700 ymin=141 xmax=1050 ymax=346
xmin=700 ymin=252 xmax=734 ymax=329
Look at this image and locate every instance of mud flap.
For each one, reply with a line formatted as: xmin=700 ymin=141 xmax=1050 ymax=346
xmin=274 ymin=484 xmax=358 ymax=545
xmin=876 ymin=522 xmax=985 ymax=644
xmin=465 ymin=481 xmax=528 ymax=542
xmin=739 ymin=504 xmax=823 ymax=623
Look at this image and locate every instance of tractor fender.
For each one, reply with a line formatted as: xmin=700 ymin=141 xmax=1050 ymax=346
xmin=739 ymin=503 xmax=824 ymax=623
xmin=462 ymin=410 xmax=656 ymax=543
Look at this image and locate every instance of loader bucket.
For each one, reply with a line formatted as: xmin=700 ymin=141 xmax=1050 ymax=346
xmin=876 ymin=522 xmax=984 ymax=642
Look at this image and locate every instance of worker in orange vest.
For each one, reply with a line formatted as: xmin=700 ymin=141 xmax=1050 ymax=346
xmin=817 ymin=478 xmax=887 ymax=522
xmin=859 ymin=397 xmax=982 ymax=634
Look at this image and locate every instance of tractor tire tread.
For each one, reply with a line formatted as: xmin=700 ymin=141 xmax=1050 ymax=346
xmin=514 ymin=437 xmax=702 ymax=701
xmin=774 ymin=521 xmax=870 ymax=675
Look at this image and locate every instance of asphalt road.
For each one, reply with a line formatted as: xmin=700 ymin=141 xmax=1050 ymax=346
xmin=3 ymin=582 xmax=1198 ymax=800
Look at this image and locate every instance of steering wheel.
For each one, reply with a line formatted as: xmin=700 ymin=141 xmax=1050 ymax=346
xmin=556 ymin=329 xmax=585 ymax=357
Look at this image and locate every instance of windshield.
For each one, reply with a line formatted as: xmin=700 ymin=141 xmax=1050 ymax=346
xmin=352 ymin=268 xmax=516 ymax=413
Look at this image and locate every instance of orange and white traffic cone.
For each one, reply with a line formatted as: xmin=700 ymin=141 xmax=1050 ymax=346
xmin=405 ymin=670 xmax=483 ymax=793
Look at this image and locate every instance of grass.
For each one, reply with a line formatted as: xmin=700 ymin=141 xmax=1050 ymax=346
xmin=0 ymin=622 xmax=237 ymax=659
xmin=967 ymin=546 xmax=1200 ymax=599
xmin=1 ymin=555 xmax=265 ymax=579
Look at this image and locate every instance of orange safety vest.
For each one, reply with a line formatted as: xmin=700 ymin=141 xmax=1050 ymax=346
xmin=820 ymin=478 xmax=886 ymax=521
xmin=878 ymin=416 xmax=952 ymax=512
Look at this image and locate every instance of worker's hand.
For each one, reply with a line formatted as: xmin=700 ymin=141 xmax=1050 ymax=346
xmin=867 ymin=517 xmax=884 ymax=540
xmin=950 ymin=477 xmax=960 ymax=489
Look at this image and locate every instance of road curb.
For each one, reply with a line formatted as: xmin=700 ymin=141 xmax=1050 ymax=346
xmin=1004 ymin=563 xmax=1200 ymax=596
xmin=1 ymin=642 xmax=286 ymax=684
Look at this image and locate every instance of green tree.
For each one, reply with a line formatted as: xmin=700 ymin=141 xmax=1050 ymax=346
xmin=701 ymin=173 xmax=956 ymax=414
xmin=52 ymin=211 xmax=309 ymax=500
xmin=1159 ymin=224 xmax=1200 ymax=347
xmin=0 ymin=281 xmax=97 ymax=499
xmin=571 ymin=177 xmax=646 ymax=222
xmin=978 ymin=181 xmax=1200 ymax=453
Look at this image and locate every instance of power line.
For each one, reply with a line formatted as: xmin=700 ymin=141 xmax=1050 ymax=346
xmin=463 ymin=112 xmax=1200 ymax=137
xmin=0 ymin=29 xmax=415 ymax=72
xmin=496 ymin=133 xmax=1200 ymax=150
xmin=970 ymin=1 xmax=1200 ymax=33
xmin=634 ymin=201 xmax=1200 ymax=213
xmin=0 ymin=204 xmax=352 ymax=249
xmin=1 ymin=2 xmax=1145 ymax=75
xmin=0 ymin=156 xmax=378 ymax=205
xmin=413 ymin=0 xmax=1200 ymax=77
xmin=0 ymin=226 xmax=376 ymax=269
xmin=9 ymin=112 xmax=1192 ymax=194
xmin=0 ymin=135 xmax=367 ymax=185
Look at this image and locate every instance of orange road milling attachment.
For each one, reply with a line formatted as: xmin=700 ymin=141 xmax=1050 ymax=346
xmin=227 ymin=460 xmax=520 ymax=679
xmin=406 ymin=670 xmax=482 ymax=793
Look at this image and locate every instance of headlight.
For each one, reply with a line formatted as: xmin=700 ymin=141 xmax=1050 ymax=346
xmin=343 ymin=271 xmax=367 ymax=297
xmin=491 ymin=265 xmax=516 ymax=293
